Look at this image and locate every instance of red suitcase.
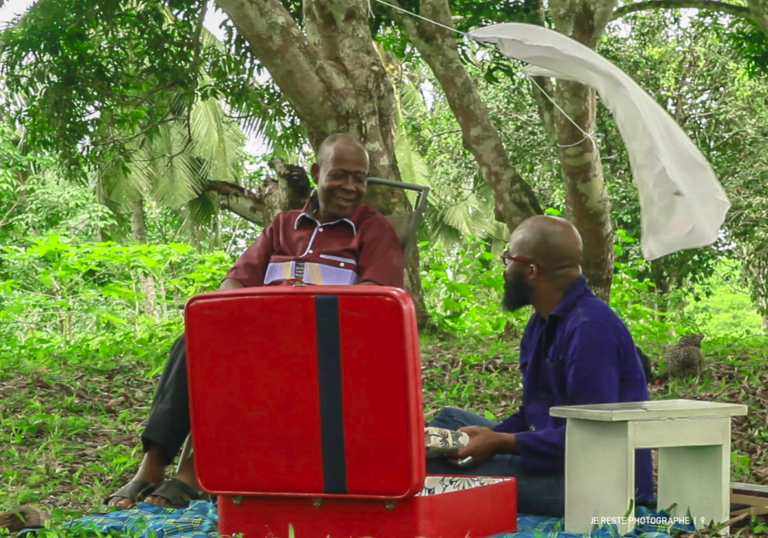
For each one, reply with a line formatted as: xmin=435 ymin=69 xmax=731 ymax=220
xmin=185 ymin=286 xmax=518 ymax=538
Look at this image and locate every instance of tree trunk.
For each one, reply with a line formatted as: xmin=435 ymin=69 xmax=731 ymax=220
xmin=215 ymin=0 xmax=428 ymax=325
xmin=405 ymin=247 xmax=428 ymax=328
xmin=158 ymin=277 xmax=168 ymax=318
xmin=387 ymin=0 xmax=615 ymax=300
xmin=744 ymin=247 xmax=768 ymax=334
xmin=650 ymin=259 xmax=671 ymax=320
xmin=746 ymin=0 xmax=768 ymax=36
xmin=546 ymin=0 xmax=619 ymax=302
xmin=554 ymin=81 xmax=614 ymax=300
xmin=129 ymin=197 xmax=157 ymax=318
xmin=389 ymin=0 xmax=542 ymax=232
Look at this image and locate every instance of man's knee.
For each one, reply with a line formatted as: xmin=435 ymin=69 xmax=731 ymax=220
xmin=171 ymin=333 xmax=186 ymax=352
xmin=167 ymin=333 xmax=188 ymax=365
xmin=428 ymin=407 xmax=473 ymax=429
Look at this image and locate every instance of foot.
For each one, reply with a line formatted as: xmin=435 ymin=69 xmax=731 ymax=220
xmin=144 ymin=477 xmax=209 ymax=508
xmin=106 ymin=447 xmax=166 ymax=509
xmin=0 ymin=505 xmax=48 ymax=532
xmin=105 ymin=479 xmax=161 ymax=510
xmin=145 ymin=453 xmax=202 ymax=507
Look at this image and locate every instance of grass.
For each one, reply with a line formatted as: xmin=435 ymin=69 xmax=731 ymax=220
xmin=1 ymin=324 xmax=767 ymax=536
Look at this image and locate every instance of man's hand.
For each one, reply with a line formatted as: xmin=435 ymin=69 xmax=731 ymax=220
xmin=446 ymin=426 xmax=502 ymax=466
xmin=220 ymin=278 xmax=245 ymax=290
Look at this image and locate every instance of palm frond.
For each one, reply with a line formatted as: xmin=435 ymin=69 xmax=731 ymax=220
xmin=189 ymin=94 xmax=245 ymax=182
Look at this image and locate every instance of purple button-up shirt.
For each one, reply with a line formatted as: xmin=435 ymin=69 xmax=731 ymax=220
xmin=494 ymin=276 xmax=654 ymax=502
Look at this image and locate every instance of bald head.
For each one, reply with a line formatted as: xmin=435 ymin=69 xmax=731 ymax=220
xmin=311 ymin=133 xmax=370 ymax=221
xmin=510 ymin=215 xmax=583 ymax=276
xmin=502 ymin=215 xmax=584 ymax=314
xmin=317 ymin=133 xmax=369 ymax=169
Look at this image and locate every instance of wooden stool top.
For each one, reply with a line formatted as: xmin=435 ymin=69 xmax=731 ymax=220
xmin=550 ymin=399 xmax=748 ymax=422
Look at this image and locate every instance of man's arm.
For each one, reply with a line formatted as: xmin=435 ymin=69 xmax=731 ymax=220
xmin=453 ymin=321 xmax=622 ymax=469
xmin=492 ymin=410 xmax=528 ymax=435
xmin=492 ymin=321 xmax=534 ymax=435
xmin=220 ymin=278 xmax=245 ymax=290
xmin=222 ymin=222 xmax=277 ymax=288
xmin=448 ymin=427 xmax=518 ymax=466
xmin=511 ymin=320 xmax=622 ymax=473
xmin=356 ymin=215 xmax=405 ymax=288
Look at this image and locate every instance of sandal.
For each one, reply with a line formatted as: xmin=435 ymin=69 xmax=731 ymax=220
xmin=147 ymin=478 xmax=210 ymax=508
xmin=104 ymin=480 xmax=157 ymax=508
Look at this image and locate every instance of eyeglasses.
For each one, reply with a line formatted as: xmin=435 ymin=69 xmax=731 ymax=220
xmin=500 ymin=250 xmax=542 ymax=273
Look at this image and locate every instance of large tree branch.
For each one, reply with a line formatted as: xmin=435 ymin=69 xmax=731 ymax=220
xmin=530 ymin=76 xmax=557 ymax=143
xmin=205 ymin=161 xmax=311 ymax=225
xmin=746 ymin=0 xmax=768 ymax=37
xmin=206 ymin=180 xmax=273 ymax=225
xmin=612 ymin=0 xmax=751 ymax=20
xmin=214 ymin=0 xmax=347 ymax=140
xmin=388 ymin=0 xmax=542 ymax=230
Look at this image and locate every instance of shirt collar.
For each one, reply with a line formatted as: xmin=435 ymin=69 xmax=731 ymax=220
xmin=548 ymin=275 xmax=591 ymax=320
xmin=293 ymin=194 xmax=358 ymax=235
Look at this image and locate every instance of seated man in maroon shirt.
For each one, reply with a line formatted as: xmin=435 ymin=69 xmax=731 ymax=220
xmin=106 ymin=133 xmax=404 ymax=509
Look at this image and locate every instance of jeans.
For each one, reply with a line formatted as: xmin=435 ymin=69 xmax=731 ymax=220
xmin=427 ymin=407 xmax=565 ymax=518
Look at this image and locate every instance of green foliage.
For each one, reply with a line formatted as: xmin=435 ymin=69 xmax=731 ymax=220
xmin=0 ymin=121 xmax=118 ymax=248
xmin=609 ymin=231 xmax=673 ymax=344
xmin=598 ymin=11 xmax=768 ymax=308
xmin=1 ymin=0 xmax=203 ymax=176
xmin=419 ymin=237 xmax=523 ymax=337
xmin=0 ymin=0 xmax=305 ymax=180
xmin=420 ymin=227 xmax=765 ymax=346
xmin=0 ymin=234 xmax=234 ymax=354
xmin=718 ymin=18 xmax=768 ymax=77
xmin=685 ymin=260 xmax=764 ymax=337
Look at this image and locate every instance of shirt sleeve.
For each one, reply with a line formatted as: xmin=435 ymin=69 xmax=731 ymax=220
xmin=494 ymin=318 xmax=534 ymax=434
xmin=493 ymin=408 xmax=528 ymax=434
xmin=356 ymin=214 xmax=405 ymax=288
xmin=222 ymin=220 xmax=277 ymax=288
xmin=514 ymin=320 xmax=622 ymax=473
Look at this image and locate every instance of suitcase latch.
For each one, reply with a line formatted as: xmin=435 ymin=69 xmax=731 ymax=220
xmin=385 ymin=500 xmax=396 ymax=511
xmin=312 ymin=498 xmax=323 ymax=508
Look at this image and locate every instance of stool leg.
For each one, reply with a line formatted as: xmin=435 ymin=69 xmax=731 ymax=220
xmin=563 ymin=419 xmax=635 ymax=535
xmin=657 ymin=441 xmax=730 ymax=533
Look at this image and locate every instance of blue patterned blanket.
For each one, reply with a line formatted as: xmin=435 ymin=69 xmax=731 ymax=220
xmin=22 ymin=501 xmax=695 ymax=538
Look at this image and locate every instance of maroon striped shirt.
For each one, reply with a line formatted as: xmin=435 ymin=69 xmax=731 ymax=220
xmin=224 ymin=196 xmax=404 ymax=289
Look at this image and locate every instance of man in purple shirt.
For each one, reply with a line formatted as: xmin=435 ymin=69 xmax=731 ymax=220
xmin=427 ymin=215 xmax=653 ymax=517
xmin=106 ymin=133 xmax=404 ymax=509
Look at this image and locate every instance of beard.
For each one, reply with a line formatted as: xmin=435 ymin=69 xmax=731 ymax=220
xmin=502 ymin=270 xmax=533 ymax=312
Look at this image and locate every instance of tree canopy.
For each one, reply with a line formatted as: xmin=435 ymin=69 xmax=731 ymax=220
xmin=1 ymin=0 xmax=767 ymax=319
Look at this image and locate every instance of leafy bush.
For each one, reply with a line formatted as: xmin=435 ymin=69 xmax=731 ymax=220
xmin=417 ymin=228 xmax=765 ymax=349
xmin=0 ymin=234 xmax=234 ymax=367
xmin=419 ymin=236 xmax=528 ymax=337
